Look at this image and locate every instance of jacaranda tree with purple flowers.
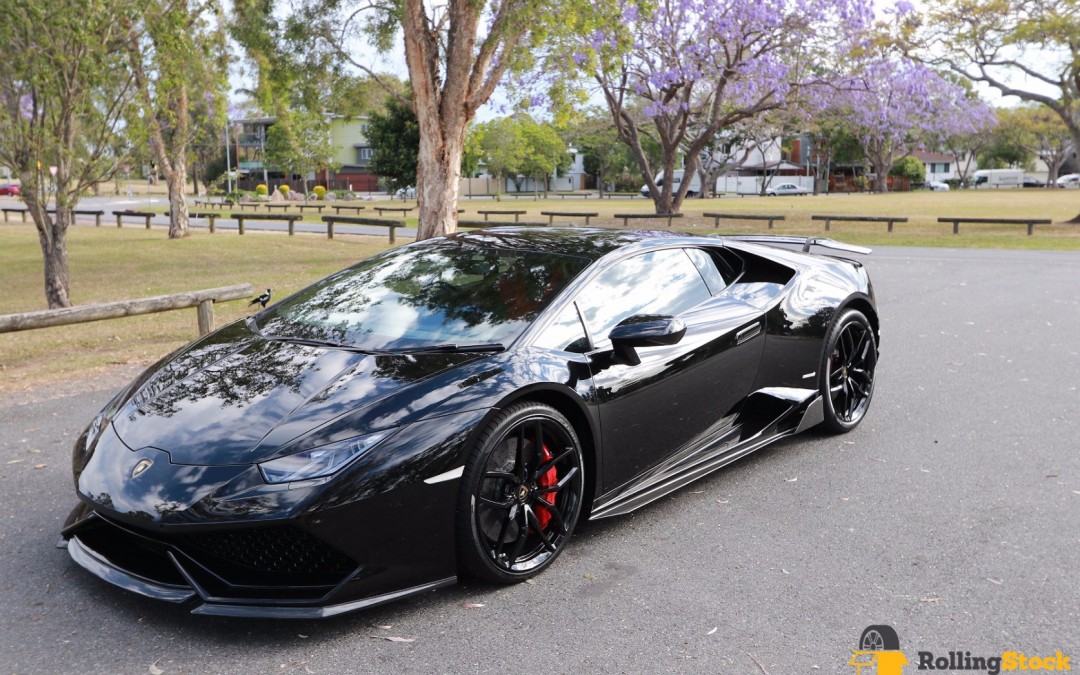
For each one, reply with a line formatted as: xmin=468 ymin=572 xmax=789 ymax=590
xmin=834 ymin=55 xmax=995 ymax=193
xmin=566 ymin=0 xmax=873 ymax=213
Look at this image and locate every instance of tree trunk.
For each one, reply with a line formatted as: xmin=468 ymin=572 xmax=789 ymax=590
xmin=166 ymin=158 xmax=190 ymax=239
xmin=35 ymin=211 xmax=72 ymax=308
xmin=415 ymin=126 xmax=464 ymax=239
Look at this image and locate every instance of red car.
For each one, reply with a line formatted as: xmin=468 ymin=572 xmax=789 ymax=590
xmin=0 ymin=184 xmax=21 ymax=196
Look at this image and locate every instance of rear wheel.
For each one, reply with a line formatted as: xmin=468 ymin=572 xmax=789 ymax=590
xmin=820 ymin=309 xmax=877 ymax=433
xmin=456 ymin=402 xmax=585 ymax=583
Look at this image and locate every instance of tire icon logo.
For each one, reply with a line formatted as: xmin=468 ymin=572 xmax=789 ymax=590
xmin=849 ymin=625 xmax=909 ymax=674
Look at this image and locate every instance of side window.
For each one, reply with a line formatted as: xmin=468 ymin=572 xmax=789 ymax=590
xmin=577 ymin=249 xmax=710 ymax=347
xmin=534 ymin=249 xmax=714 ymax=352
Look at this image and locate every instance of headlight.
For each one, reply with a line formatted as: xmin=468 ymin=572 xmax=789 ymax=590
xmin=258 ymin=431 xmax=393 ymax=484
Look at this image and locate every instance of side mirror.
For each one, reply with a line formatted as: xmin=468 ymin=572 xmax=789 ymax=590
xmin=607 ymin=316 xmax=686 ymax=366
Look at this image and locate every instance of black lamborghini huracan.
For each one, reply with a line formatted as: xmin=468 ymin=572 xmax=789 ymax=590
xmin=63 ymin=228 xmax=879 ymax=618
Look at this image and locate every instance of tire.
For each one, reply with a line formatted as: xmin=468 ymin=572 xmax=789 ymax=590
xmin=456 ymin=401 xmax=585 ymax=583
xmin=820 ymin=308 xmax=877 ymax=433
xmin=859 ymin=625 xmax=900 ymax=651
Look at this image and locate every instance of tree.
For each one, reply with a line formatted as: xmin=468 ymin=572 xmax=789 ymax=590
xmin=835 ymin=55 xmax=995 ymax=192
xmin=519 ymin=119 xmax=571 ymax=194
xmin=368 ymin=96 xmax=420 ymax=195
xmin=476 ymin=118 xmax=527 ymax=193
xmin=1008 ymin=105 xmax=1074 ymax=186
xmin=977 ymin=108 xmax=1034 ymax=170
xmin=0 ymin=0 xmax=135 ymax=308
xmin=123 ymin=0 xmax=228 ymax=238
xmin=566 ymin=0 xmax=873 ymax=213
xmin=244 ymin=0 xmax=566 ymax=239
xmin=922 ymin=0 xmax=1080 ymax=166
xmin=890 ymin=155 xmax=926 ymax=183
xmin=569 ymin=114 xmax=637 ymax=196
xmin=263 ymin=110 xmax=339 ymax=196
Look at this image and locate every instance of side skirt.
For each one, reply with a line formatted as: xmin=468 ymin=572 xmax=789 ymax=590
xmin=589 ymin=389 xmax=823 ymax=520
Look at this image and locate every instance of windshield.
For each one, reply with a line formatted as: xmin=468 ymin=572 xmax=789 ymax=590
xmin=254 ymin=239 xmax=589 ymax=351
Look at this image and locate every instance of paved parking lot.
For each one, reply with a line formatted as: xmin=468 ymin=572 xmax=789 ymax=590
xmin=1 ymin=245 xmax=1077 ymax=674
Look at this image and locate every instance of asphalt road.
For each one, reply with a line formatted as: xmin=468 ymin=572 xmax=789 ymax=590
xmin=1 ymin=246 xmax=1077 ymax=674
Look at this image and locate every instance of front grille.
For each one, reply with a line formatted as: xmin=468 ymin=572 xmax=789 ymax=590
xmin=173 ymin=525 xmax=356 ymax=578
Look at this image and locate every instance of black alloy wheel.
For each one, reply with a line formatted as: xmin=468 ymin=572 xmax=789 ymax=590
xmin=820 ymin=309 xmax=877 ymax=433
xmin=456 ymin=402 xmax=585 ymax=583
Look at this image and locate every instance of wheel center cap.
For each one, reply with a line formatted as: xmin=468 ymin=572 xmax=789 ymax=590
xmin=516 ymin=484 xmax=531 ymax=502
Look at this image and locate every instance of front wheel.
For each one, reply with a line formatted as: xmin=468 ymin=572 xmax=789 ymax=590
xmin=820 ymin=309 xmax=877 ymax=433
xmin=456 ymin=402 xmax=585 ymax=583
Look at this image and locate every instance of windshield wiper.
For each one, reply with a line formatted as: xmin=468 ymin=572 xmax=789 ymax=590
xmin=389 ymin=343 xmax=506 ymax=354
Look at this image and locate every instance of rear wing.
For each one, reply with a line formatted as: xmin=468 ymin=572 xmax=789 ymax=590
xmin=717 ymin=235 xmax=872 ymax=256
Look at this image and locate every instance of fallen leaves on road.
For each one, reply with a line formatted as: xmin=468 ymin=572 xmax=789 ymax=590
xmin=839 ymin=497 xmax=850 ymax=502
xmin=371 ymin=624 xmax=392 ymax=630
xmin=461 ymin=602 xmax=485 ymax=609
xmin=370 ymin=636 xmax=415 ymax=643
xmin=6 ymin=459 xmax=25 ymax=465
xmin=920 ymin=596 xmax=940 ymax=604
xmin=716 ymin=499 xmax=730 ymax=505
xmin=986 ymin=578 xmax=1003 ymax=585
xmin=747 ymin=652 xmax=770 ymax=674
xmin=707 ymin=627 xmax=717 ymax=635
xmin=784 ymin=477 xmax=797 ymax=483
xmin=149 ymin=661 xmax=164 ymax=675
xmin=33 ymin=464 xmax=47 ymax=470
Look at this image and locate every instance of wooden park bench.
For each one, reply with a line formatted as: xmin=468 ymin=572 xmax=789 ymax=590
xmin=321 ymin=215 xmax=404 ymax=243
xmin=937 ymin=216 xmax=1052 ymax=236
xmin=230 ymin=212 xmax=302 ymax=235
xmin=332 ymin=205 xmax=366 ymax=215
xmin=477 ymin=209 xmax=527 ymax=222
xmin=193 ymin=199 xmax=233 ymax=210
xmin=550 ymin=192 xmax=592 ymax=199
xmin=704 ymin=212 xmax=785 ymax=230
xmin=614 ymin=212 xmax=683 ymax=228
xmin=189 ymin=212 xmax=221 ymax=233
xmin=602 ymin=192 xmax=641 ymax=199
xmin=297 ymin=204 xmax=325 ymax=214
xmin=540 ymin=211 xmax=599 ymax=226
xmin=264 ymin=203 xmax=292 ymax=212
xmin=235 ymin=202 xmax=262 ymax=211
xmin=2 ymin=207 xmax=28 ymax=223
xmin=374 ymin=206 xmax=414 ymax=218
xmin=113 ymin=210 xmax=156 ymax=229
xmin=812 ymin=214 xmax=909 ymax=233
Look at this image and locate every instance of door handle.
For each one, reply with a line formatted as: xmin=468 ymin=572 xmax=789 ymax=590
xmin=736 ymin=322 xmax=761 ymax=345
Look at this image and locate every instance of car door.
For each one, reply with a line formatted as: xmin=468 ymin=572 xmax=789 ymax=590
xmin=572 ymin=247 xmax=765 ymax=492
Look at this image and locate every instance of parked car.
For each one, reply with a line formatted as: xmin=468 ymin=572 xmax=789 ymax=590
xmin=1022 ymin=176 xmax=1045 ymax=188
xmin=640 ymin=169 xmax=701 ymax=198
xmin=1056 ymin=173 xmax=1080 ymax=188
xmin=63 ymin=228 xmax=879 ymax=617
xmin=0 ymin=183 xmax=21 ymax=196
xmin=766 ymin=182 xmax=809 ymax=196
xmin=926 ymin=180 xmax=950 ymax=191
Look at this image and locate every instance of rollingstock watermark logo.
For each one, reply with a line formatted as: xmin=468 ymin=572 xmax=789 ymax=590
xmin=848 ymin=625 xmax=1071 ymax=675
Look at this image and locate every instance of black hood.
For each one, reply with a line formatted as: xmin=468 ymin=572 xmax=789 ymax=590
xmin=110 ymin=323 xmax=480 ymax=466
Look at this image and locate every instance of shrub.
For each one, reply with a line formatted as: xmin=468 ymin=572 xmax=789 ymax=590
xmin=255 ymin=184 xmax=268 ymax=196
xmin=278 ymin=184 xmax=290 ymax=196
xmin=313 ymin=185 xmax=327 ymax=200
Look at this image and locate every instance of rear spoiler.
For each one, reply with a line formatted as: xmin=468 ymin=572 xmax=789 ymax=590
xmin=717 ymin=235 xmax=871 ymax=255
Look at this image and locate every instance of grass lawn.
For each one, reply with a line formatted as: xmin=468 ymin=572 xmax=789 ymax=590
xmin=2 ymin=187 xmax=1079 ymax=393
xmin=0 ymin=225 xmax=399 ymax=392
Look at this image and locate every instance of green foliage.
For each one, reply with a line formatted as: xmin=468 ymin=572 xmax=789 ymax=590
xmin=475 ymin=116 xmax=569 ymax=191
xmin=890 ymin=155 xmax=926 ymax=183
xmin=313 ymin=185 xmax=327 ymax=199
xmin=264 ymin=110 xmax=340 ymax=193
xmin=569 ymin=113 xmax=637 ymax=191
xmin=256 ymin=184 xmax=268 ymax=196
xmin=978 ymin=109 xmax=1034 ymax=169
xmin=367 ymin=96 xmax=420 ymax=193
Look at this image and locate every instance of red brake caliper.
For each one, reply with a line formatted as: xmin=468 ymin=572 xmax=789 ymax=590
xmin=535 ymin=443 xmax=558 ymax=529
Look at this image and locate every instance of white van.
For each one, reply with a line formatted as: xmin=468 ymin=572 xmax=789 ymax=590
xmin=972 ymin=169 xmax=1023 ymax=189
xmin=640 ymin=169 xmax=702 ymax=198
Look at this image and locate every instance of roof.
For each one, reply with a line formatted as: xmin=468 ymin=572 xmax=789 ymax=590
xmin=440 ymin=227 xmax=697 ymax=262
xmin=910 ymin=151 xmax=956 ymax=163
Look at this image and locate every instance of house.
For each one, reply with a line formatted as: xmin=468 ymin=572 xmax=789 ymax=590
xmin=911 ymin=150 xmax=958 ymax=182
xmin=231 ymin=114 xmax=379 ymax=192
